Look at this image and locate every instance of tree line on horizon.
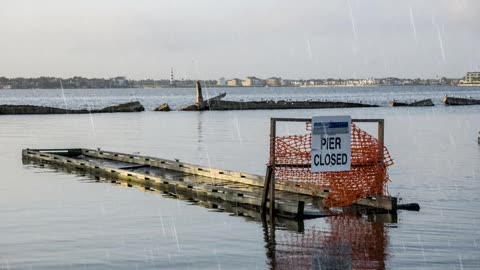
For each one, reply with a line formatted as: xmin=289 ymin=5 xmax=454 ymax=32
xmin=0 ymin=75 xmax=460 ymax=89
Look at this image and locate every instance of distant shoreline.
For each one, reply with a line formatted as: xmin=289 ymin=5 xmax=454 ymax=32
xmin=2 ymin=84 xmax=478 ymax=91
xmin=458 ymin=84 xmax=480 ymax=87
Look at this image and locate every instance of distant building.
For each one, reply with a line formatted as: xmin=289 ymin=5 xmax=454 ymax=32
xmin=281 ymin=79 xmax=294 ymax=87
xmin=306 ymin=79 xmax=325 ymax=86
xmin=226 ymin=78 xmax=242 ymax=87
xmin=242 ymin=76 xmax=265 ymax=87
xmin=463 ymin=72 xmax=480 ymax=84
xmin=366 ymin=78 xmax=377 ymax=85
xmin=291 ymin=80 xmax=303 ymax=87
xmin=217 ymin=77 xmax=226 ymax=86
xmin=265 ymin=77 xmax=281 ymax=87
xmin=112 ymin=76 xmax=128 ymax=87
xmin=381 ymin=77 xmax=402 ymax=86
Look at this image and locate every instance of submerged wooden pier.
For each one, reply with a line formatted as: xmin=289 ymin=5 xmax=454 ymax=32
xmin=443 ymin=96 xmax=480 ymax=106
xmin=389 ymin=99 xmax=434 ymax=107
xmin=22 ymin=147 xmax=396 ymax=220
xmin=178 ymin=81 xmax=378 ymax=111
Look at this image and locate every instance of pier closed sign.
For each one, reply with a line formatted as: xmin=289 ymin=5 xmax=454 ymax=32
xmin=311 ymin=116 xmax=351 ymax=172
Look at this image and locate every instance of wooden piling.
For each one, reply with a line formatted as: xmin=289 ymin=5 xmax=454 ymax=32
xmin=261 ymin=166 xmax=272 ymax=218
xmin=269 ymin=118 xmax=277 ymax=218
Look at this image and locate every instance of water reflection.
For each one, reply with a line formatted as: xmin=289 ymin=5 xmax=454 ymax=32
xmin=263 ymin=214 xmax=390 ymax=270
xmin=197 ymin=111 xmax=204 ymax=145
xmin=23 ymin=158 xmax=393 ymax=270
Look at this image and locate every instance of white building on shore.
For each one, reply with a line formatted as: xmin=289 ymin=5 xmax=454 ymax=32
xmin=461 ymin=72 xmax=480 ymax=85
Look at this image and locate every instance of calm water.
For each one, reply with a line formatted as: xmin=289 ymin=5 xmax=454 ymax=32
xmin=1 ymin=85 xmax=480 ymax=110
xmin=1 ymin=86 xmax=479 ymax=269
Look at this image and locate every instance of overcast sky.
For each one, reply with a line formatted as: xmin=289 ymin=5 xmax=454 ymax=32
xmin=0 ymin=0 xmax=479 ymax=79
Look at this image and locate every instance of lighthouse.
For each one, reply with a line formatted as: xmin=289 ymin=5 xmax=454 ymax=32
xmin=170 ymin=68 xmax=175 ymax=86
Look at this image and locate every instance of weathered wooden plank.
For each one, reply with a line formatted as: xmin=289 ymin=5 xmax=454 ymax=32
xmin=23 ymin=148 xmax=397 ymax=212
xmin=79 ymin=149 xmax=321 ymax=197
xmin=22 ymin=149 xmax=305 ymax=218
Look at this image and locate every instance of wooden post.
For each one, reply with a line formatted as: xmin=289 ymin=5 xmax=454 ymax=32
xmin=195 ymin=81 xmax=207 ymax=111
xmin=377 ymin=119 xmax=386 ymax=195
xmin=261 ymin=118 xmax=277 ymax=219
xmin=269 ymin=169 xmax=275 ymax=218
xmin=378 ymin=119 xmax=385 ymax=159
xmin=261 ymin=166 xmax=272 ymax=218
xmin=196 ymin=81 xmax=204 ymax=104
xmin=296 ymin=201 xmax=305 ymax=220
xmin=269 ymin=119 xmax=276 ymax=218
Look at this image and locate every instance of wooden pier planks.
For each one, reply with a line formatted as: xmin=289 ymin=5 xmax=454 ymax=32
xmin=22 ymin=148 xmax=396 ymax=213
xmin=22 ymin=148 xmax=308 ymax=219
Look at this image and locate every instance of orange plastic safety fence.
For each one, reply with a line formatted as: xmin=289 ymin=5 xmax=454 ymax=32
xmin=273 ymin=123 xmax=393 ymax=208
xmin=273 ymin=215 xmax=388 ymax=270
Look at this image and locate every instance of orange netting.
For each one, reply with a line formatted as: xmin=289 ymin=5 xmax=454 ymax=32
xmin=273 ymin=123 xmax=393 ymax=208
xmin=273 ymin=215 xmax=389 ymax=270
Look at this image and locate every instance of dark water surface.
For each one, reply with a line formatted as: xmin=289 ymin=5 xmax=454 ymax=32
xmin=1 ymin=86 xmax=479 ymax=269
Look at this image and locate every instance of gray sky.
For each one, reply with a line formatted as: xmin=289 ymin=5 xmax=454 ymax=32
xmin=0 ymin=0 xmax=479 ymax=79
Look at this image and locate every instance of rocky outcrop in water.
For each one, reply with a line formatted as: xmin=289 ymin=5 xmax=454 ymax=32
xmin=154 ymin=103 xmax=171 ymax=112
xmin=0 ymin=101 xmax=145 ymax=115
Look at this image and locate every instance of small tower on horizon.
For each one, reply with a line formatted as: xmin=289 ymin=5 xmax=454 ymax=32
xmin=170 ymin=68 xmax=175 ymax=86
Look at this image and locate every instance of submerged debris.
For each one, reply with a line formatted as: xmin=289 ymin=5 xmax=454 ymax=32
xmin=390 ymin=99 xmax=434 ymax=107
xmin=0 ymin=101 xmax=145 ymax=114
xmin=181 ymin=81 xmax=227 ymax=111
xmin=181 ymin=81 xmax=377 ymax=111
xmin=443 ymin=96 xmax=480 ymax=106
xmin=154 ymin=103 xmax=171 ymax=112
xmin=208 ymin=99 xmax=378 ymax=110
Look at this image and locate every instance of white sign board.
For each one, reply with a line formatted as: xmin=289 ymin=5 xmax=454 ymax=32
xmin=311 ymin=116 xmax=351 ymax=172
